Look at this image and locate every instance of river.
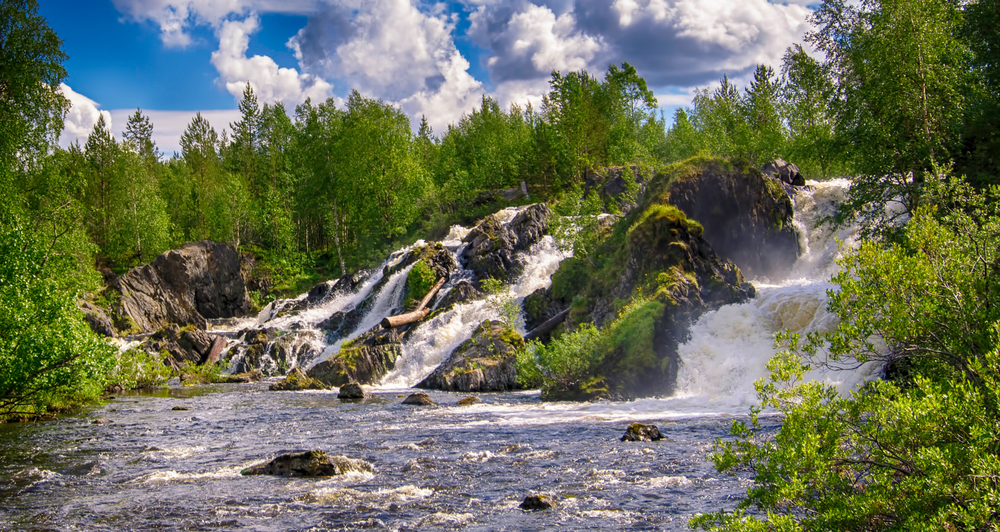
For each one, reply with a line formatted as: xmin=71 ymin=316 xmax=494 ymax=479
xmin=0 ymin=180 xmax=875 ymax=531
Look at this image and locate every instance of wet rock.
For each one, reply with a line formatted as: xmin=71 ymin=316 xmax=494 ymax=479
xmin=402 ymin=392 xmax=435 ymax=406
xmin=461 ymin=204 xmax=549 ymax=285
xmin=308 ymin=327 xmax=402 ymax=386
xmin=433 ymin=279 xmax=482 ymax=313
xmin=457 ymin=396 xmax=482 ymax=406
xmin=80 ymin=301 xmax=115 ymax=337
xmin=762 ymin=158 xmax=805 ymax=187
xmin=240 ymin=450 xmax=373 ymax=477
xmin=666 ymin=160 xmax=799 ymax=280
xmin=416 ymin=321 xmax=523 ymax=392
xmin=91 ymin=418 xmax=113 ymax=425
xmin=222 ymin=369 xmax=263 ymax=383
xmin=338 ymin=382 xmax=366 ymax=399
xmin=203 ymin=336 xmax=228 ymax=365
xmin=621 ymin=423 xmax=664 ymax=442
xmin=522 ymin=287 xmax=569 ymax=340
xmin=142 ymin=325 xmax=221 ymax=368
xmin=269 ymin=367 xmax=329 ymax=391
xmin=108 ymin=241 xmax=250 ymax=334
xmin=171 ymin=406 xmax=190 ymax=411
xmin=519 ymin=494 xmax=555 ymax=511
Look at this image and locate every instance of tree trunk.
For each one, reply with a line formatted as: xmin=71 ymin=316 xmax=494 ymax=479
xmin=381 ymin=277 xmax=446 ymax=328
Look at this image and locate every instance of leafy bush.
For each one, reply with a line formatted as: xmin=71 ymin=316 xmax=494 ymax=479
xmin=406 ymin=260 xmax=436 ymax=308
xmin=178 ymin=361 xmax=227 ymax=384
xmin=481 ymin=277 xmax=524 ymax=330
xmin=105 ymin=348 xmax=173 ymax=391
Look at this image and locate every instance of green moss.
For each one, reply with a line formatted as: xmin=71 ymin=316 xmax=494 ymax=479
xmin=628 ymin=204 xmax=703 ymax=239
xmin=405 ymin=260 xmax=437 ymax=308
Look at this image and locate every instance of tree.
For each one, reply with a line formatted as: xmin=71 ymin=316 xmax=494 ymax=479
xmin=660 ymin=108 xmax=704 ymax=163
xmin=83 ymin=114 xmax=117 ymax=252
xmin=781 ymin=44 xmax=844 ymax=178
xmin=741 ymin=64 xmax=785 ymax=165
xmin=810 ymin=0 xmax=970 ymax=235
xmin=106 ymin=148 xmax=171 ymax=266
xmin=180 ymin=112 xmax=220 ymax=238
xmin=0 ymin=0 xmax=69 ymax=170
xmin=122 ymin=108 xmax=158 ymax=165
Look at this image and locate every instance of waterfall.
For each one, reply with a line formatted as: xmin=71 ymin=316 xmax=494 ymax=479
xmin=670 ymin=180 xmax=880 ymax=409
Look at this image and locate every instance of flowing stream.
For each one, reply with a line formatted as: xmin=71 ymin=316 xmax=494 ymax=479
xmin=0 ymin=182 xmax=878 ymax=531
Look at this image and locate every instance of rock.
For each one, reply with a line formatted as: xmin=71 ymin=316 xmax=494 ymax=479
xmin=203 ymin=336 xmax=228 ymax=365
xmin=402 ymin=392 xmax=435 ymax=406
xmin=171 ymin=406 xmax=190 ymax=411
xmin=241 ymin=450 xmax=373 ymax=477
xmin=461 ymin=204 xmax=549 ymax=285
xmin=762 ymin=158 xmax=806 ymax=187
xmin=621 ymin=423 xmax=664 ymax=441
xmin=434 ymin=280 xmax=483 ymax=313
xmin=416 ymin=321 xmax=523 ymax=392
xmin=80 ymin=301 xmax=116 ymax=337
xmin=338 ymin=382 xmax=366 ymax=399
xmin=91 ymin=418 xmax=113 ymax=425
xmin=519 ymin=494 xmax=555 ymax=511
xmin=667 ymin=160 xmax=799 ymax=279
xmin=457 ymin=396 xmax=482 ymax=406
xmin=222 ymin=369 xmax=263 ymax=383
xmin=141 ymin=325 xmax=221 ymax=367
xmin=307 ymin=327 xmax=402 ymax=386
xmin=522 ymin=288 xmax=569 ymax=338
xmin=108 ymin=241 xmax=251 ymax=334
xmin=269 ymin=367 xmax=329 ymax=391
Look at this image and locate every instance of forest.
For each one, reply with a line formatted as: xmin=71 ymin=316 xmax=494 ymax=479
xmin=2 ymin=0 xmax=1000 ymax=527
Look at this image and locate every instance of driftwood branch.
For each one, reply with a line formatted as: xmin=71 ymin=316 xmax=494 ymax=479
xmin=525 ymin=307 xmax=570 ymax=341
xmin=382 ymin=277 xmax=446 ymax=328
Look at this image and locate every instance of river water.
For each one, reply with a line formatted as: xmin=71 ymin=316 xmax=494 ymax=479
xmin=0 ymin=181 xmax=875 ymax=531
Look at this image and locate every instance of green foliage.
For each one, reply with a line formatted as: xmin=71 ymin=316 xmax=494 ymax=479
xmin=514 ymin=340 xmax=544 ymax=389
xmin=405 ymin=260 xmax=436 ymax=308
xmin=178 ymin=360 xmax=227 ymax=385
xmin=628 ymin=204 xmax=703 ymax=239
xmin=535 ymin=323 xmax=606 ymax=396
xmin=481 ymin=277 xmax=524 ymax=331
xmin=105 ymin=348 xmax=172 ymax=391
xmin=694 ymin=182 xmax=1000 ymax=530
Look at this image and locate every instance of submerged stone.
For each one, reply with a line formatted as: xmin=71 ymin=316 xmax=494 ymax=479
xmin=338 ymin=382 xmax=366 ymax=399
xmin=621 ymin=423 xmax=664 ymax=442
xmin=240 ymin=450 xmax=373 ymax=477
xmin=402 ymin=392 xmax=435 ymax=406
xmin=457 ymin=396 xmax=482 ymax=406
xmin=519 ymin=494 xmax=555 ymax=510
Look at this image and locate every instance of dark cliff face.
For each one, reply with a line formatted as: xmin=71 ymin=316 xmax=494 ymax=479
xmin=105 ymin=241 xmax=251 ymax=334
xmin=665 ymin=161 xmax=799 ymax=281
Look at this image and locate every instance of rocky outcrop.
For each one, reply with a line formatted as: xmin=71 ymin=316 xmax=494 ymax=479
xmin=80 ymin=301 xmax=116 ymax=337
xmin=762 ymin=158 xmax=805 ymax=187
xmin=416 ymin=321 xmax=523 ymax=392
xmin=461 ymin=204 xmax=549 ymax=285
xmin=307 ymin=327 xmax=402 ymax=386
xmin=269 ymin=367 xmax=329 ymax=391
xmin=621 ymin=423 xmax=664 ymax=442
xmin=665 ymin=160 xmax=799 ymax=280
xmin=434 ymin=280 xmax=483 ymax=313
xmin=108 ymin=241 xmax=250 ymax=334
xmin=241 ymin=451 xmax=373 ymax=477
xmin=143 ymin=325 xmax=227 ymax=369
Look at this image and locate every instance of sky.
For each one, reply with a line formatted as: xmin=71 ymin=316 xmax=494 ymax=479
xmin=41 ymin=0 xmax=817 ymax=155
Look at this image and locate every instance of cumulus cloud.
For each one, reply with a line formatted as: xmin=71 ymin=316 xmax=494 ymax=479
xmin=111 ymin=0 xmax=318 ymax=47
xmin=290 ymin=0 xmax=485 ymax=131
xmin=59 ymin=84 xmax=113 ymax=147
xmin=211 ymin=15 xmax=333 ymax=107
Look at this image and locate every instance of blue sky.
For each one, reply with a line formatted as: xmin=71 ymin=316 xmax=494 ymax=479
xmin=43 ymin=0 xmax=815 ymax=154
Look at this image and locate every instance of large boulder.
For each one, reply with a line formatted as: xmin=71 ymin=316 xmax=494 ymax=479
xmin=416 ymin=320 xmax=523 ymax=392
xmin=142 ymin=325 xmax=226 ymax=369
xmin=461 ymin=204 xmax=549 ymax=285
xmin=762 ymin=158 xmax=806 ymax=187
xmin=269 ymin=367 xmax=329 ymax=391
xmin=307 ymin=327 xmax=402 ymax=386
xmin=665 ymin=160 xmax=799 ymax=280
xmin=241 ymin=451 xmax=372 ymax=477
xmin=109 ymin=241 xmax=250 ymax=334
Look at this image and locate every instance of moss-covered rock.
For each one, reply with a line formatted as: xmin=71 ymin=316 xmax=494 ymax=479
xmin=241 ymin=450 xmax=372 ymax=477
xmin=415 ymin=320 xmax=524 ymax=392
xmin=307 ymin=327 xmax=402 ymax=386
xmin=268 ymin=366 xmax=329 ymax=391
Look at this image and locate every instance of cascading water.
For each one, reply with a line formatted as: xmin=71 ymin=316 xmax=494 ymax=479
xmin=668 ymin=179 xmax=880 ymax=411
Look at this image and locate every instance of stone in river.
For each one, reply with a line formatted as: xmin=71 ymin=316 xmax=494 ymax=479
xmin=338 ymin=382 xmax=366 ymax=399
xmin=402 ymin=392 xmax=435 ymax=405
xmin=241 ymin=450 xmax=373 ymax=477
xmin=457 ymin=396 xmax=482 ymax=405
xmin=620 ymin=423 xmax=664 ymax=442
xmin=519 ymin=494 xmax=555 ymax=510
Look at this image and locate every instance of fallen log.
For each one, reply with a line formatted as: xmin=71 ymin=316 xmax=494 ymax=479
xmin=524 ymin=307 xmax=571 ymax=341
xmin=381 ymin=277 xmax=446 ymax=328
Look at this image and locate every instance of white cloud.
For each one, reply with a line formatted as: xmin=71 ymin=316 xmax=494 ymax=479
xmin=111 ymin=0 xmax=319 ymax=47
xmin=59 ymin=84 xmax=113 ymax=147
xmin=211 ymin=15 xmax=333 ymax=107
xmin=291 ymin=0 xmax=485 ymax=131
